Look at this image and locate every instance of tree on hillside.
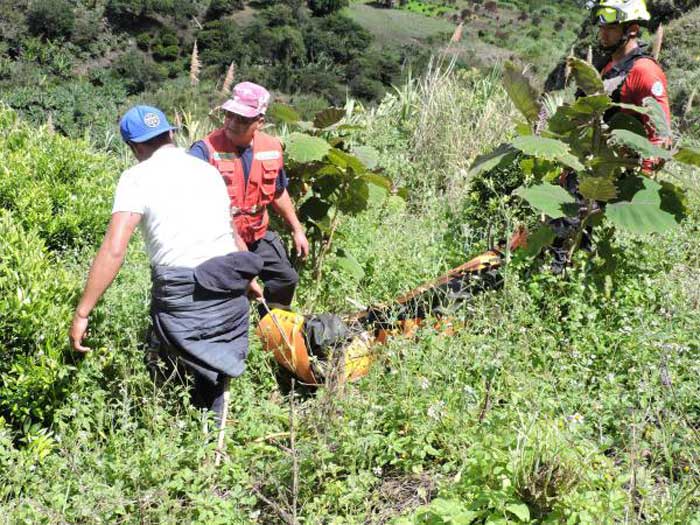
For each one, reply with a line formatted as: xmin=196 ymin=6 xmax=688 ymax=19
xmin=205 ymin=0 xmax=244 ymax=22
xmin=307 ymin=0 xmax=348 ymax=16
xmin=27 ymin=0 xmax=74 ymax=40
xmin=197 ymin=19 xmax=246 ymax=69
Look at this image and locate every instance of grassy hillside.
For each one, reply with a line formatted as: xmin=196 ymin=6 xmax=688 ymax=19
xmin=660 ymin=6 xmax=700 ymax=133
xmin=2 ymin=57 xmax=700 ymax=522
xmin=347 ymin=0 xmax=585 ymax=74
xmin=346 ymin=2 xmax=454 ymax=46
xmin=0 ymin=0 xmax=589 ymax=148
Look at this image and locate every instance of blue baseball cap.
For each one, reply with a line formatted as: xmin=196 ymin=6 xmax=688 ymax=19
xmin=119 ymin=105 xmax=177 ymax=143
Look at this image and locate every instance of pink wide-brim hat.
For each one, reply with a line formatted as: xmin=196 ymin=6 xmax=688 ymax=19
xmin=221 ymin=81 xmax=271 ymax=118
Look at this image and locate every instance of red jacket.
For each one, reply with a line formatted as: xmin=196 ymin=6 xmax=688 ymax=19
xmin=203 ymin=130 xmax=283 ymax=244
xmin=601 ymin=50 xmax=671 ymax=171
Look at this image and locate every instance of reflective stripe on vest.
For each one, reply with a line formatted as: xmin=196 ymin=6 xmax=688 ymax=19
xmin=202 ymin=130 xmax=283 ymax=245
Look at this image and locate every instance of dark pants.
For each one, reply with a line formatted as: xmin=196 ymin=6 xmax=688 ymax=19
xmin=145 ymin=341 xmax=228 ymax=424
xmin=548 ymin=172 xmax=596 ymax=273
xmin=248 ymin=230 xmax=299 ymax=314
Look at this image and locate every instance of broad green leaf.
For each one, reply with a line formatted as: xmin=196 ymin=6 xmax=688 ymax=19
xmin=589 ymin=155 xmax=638 ymax=179
xmin=336 ymin=124 xmax=364 ymax=132
xmin=367 ymin=181 xmax=390 ymax=205
xmin=313 ymin=107 xmax=345 ymax=129
xmin=353 ymin=145 xmax=380 ymax=169
xmin=610 ymin=101 xmax=651 ymax=115
xmin=505 ymin=503 xmax=530 ymax=522
xmin=267 ymin=103 xmax=300 ymax=124
xmin=674 ymin=147 xmax=700 ymax=167
xmin=520 ymin=157 xmax=535 ymax=176
xmin=578 ymin=176 xmax=618 ymax=201
xmin=285 ymin=133 xmax=330 ymax=163
xmin=524 ymin=225 xmax=555 ymax=257
xmin=568 ymin=57 xmax=604 ymax=94
xmin=503 ymin=62 xmax=541 ymax=123
xmin=468 ymin=143 xmax=517 ymax=178
xmin=514 ymin=183 xmax=577 ymax=218
xmin=659 ymin=180 xmax=688 ymax=222
xmin=361 ymin=172 xmax=392 ymax=193
xmin=515 ymin=121 xmax=533 ymax=135
xmin=570 ymin=94 xmax=612 ymax=115
xmin=512 ymin=135 xmax=585 ymax=171
xmin=338 ymin=177 xmax=369 ymax=214
xmin=548 ymin=105 xmax=582 ymax=135
xmin=327 ymin=148 xmax=366 ymax=174
xmin=420 ymin=499 xmax=481 ymax=524
xmin=309 ymin=216 xmax=332 ymax=235
xmin=609 ymin=129 xmax=672 ymax=160
xmin=547 ymin=98 xmax=609 ymax=135
xmin=606 ymin=177 xmax=679 ymax=234
xmin=334 ymin=249 xmax=364 ymax=281
xmin=607 ymin=112 xmax=647 ymax=136
xmin=316 ymin=164 xmax=343 ymax=178
xmin=298 ymin=196 xmax=330 ymax=221
xmin=643 ymin=97 xmax=672 ymax=139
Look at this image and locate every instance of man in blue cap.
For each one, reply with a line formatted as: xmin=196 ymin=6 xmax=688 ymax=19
xmin=69 ymin=105 xmax=263 ymax=423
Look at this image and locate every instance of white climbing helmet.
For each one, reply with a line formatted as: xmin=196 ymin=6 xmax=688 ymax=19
xmin=588 ymin=0 xmax=651 ymax=25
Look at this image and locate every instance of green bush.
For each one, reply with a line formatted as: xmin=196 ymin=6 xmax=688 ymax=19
xmin=660 ymin=7 xmax=700 ymax=131
xmin=204 ymin=0 xmax=245 ymax=21
xmin=70 ymin=7 xmax=104 ymax=49
xmin=153 ymin=43 xmax=180 ymax=61
xmin=307 ymin=0 xmax=349 ymax=16
xmin=305 ymin=12 xmax=372 ymax=64
xmin=197 ymin=19 xmax=246 ymax=69
xmin=0 ymin=105 xmax=117 ymax=251
xmin=113 ymin=49 xmax=168 ymax=94
xmin=349 ymin=76 xmax=386 ymax=101
xmin=0 ymin=0 xmax=28 ymax=47
xmin=0 ymin=210 xmax=79 ymax=427
xmin=26 ymin=0 xmax=75 ymax=40
xmin=0 ymin=78 xmax=129 ymax=145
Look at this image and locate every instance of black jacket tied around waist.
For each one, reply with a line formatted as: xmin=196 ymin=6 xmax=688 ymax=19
xmin=150 ymin=251 xmax=263 ymax=382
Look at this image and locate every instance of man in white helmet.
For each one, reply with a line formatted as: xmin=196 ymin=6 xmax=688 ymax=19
xmin=550 ymin=1 xmax=672 ymax=272
xmin=591 ymin=0 xmax=671 ymax=169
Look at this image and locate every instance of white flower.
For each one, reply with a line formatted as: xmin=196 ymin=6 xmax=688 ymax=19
xmin=427 ymin=400 xmax=446 ymax=421
xmin=463 ymin=385 xmax=476 ymax=401
xmin=420 ymin=377 xmax=430 ymax=390
xmin=373 ymin=466 xmax=383 ymax=476
xmin=566 ymin=413 xmax=584 ymax=427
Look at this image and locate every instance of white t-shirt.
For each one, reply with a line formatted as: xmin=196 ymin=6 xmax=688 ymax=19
xmin=112 ymin=146 xmax=236 ymax=267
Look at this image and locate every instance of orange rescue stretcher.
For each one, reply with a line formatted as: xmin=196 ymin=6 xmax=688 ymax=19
xmin=256 ymin=226 xmax=528 ymax=386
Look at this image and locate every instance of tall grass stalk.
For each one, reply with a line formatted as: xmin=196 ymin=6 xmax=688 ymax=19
xmin=189 ymin=41 xmax=200 ymax=87
xmin=408 ymin=56 xmax=515 ymax=205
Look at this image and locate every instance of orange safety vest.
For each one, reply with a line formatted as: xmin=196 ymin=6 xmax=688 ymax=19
xmin=202 ymin=130 xmax=283 ymax=245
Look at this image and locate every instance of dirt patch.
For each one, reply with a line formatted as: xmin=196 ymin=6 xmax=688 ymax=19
xmin=366 ymin=471 xmax=437 ymax=524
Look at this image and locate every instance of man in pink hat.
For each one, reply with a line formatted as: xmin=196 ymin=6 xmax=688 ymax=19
xmin=190 ymin=81 xmax=308 ymax=313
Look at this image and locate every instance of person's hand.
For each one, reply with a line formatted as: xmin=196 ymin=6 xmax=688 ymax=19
xmin=292 ymin=229 xmax=309 ymax=260
xmin=69 ymin=312 xmax=91 ymax=352
xmin=247 ymin=278 xmax=264 ymax=300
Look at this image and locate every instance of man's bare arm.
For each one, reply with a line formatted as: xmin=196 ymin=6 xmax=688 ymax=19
xmin=69 ymin=212 xmax=141 ymax=351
